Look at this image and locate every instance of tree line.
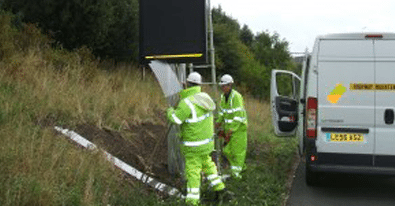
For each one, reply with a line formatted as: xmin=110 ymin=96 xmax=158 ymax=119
xmin=212 ymin=7 xmax=296 ymax=99
xmin=1 ymin=1 xmax=297 ymax=99
xmin=1 ymin=0 xmax=139 ymax=62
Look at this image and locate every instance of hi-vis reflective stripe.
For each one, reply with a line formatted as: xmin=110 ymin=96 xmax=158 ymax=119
xmin=234 ymin=117 xmax=246 ymax=122
xmin=221 ymin=107 xmax=244 ymax=114
xmin=186 ymin=194 xmax=200 ymax=200
xmin=187 ymin=188 xmax=200 ymax=193
xmin=184 ymin=99 xmax=211 ymax=123
xmin=207 ymin=174 xmax=223 ymax=187
xmin=185 ymin=99 xmax=197 ymax=120
xmin=225 ymin=117 xmax=246 ymax=123
xmin=231 ymin=166 xmax=243 ymax=171
xmin=207 ymin=174 xmax=219 ymax=181
xmin=210 ymin=178 xmax=222 ymax=187
xmin=230 ymin=92 xmax=235 ymax=107
xmin=185 ymin=113 xmax=210 ymax=123
xmin=183 ymin=138 xmax=213 ymax=147
xmin=171 ymin=113 xmax=182 ymax=125
xmin=221 ymin=93 xmax=235 ymax=107
xmin=145 ymin=53 xmax=203 ymax=60
xmin=186 ymin=188 xmax=200 ymax=200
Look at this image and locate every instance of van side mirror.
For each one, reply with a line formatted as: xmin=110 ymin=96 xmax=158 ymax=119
xmin=300 ymin=99 xmax=306 ymax=104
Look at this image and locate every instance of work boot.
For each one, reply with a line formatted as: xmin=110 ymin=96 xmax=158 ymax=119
xmin=215 ymin=188 xmax=235 ymax=203
xmin=232 ymin=172 xmax=242 ymax=180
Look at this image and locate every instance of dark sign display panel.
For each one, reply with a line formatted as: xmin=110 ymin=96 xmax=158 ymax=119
xmin=140 ymin=0 xmax=207 ymax=63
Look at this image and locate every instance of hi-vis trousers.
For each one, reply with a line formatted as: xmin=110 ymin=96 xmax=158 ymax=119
xmin=184 ymin=152 xmax=225 ymax=205
xmin=223 ymin=125 xmax=247 ymax=179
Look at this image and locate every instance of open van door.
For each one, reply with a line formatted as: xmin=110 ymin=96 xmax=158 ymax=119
xmin=271 ymin=69 xmax=301 ymax=136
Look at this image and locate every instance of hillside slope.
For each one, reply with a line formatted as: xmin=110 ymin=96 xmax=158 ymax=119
xmin=0 ymin=12 xmax=298 ymax=206
xmin=0 ymin=12 xmax=173 ymax=205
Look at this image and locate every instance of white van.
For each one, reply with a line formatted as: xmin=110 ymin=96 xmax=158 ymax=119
xmin=271 ymin=33 xmax=395 ymax=186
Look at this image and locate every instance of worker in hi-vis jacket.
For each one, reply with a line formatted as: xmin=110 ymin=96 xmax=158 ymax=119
xmin=167 ymin=72 xmax=233 ymax=205
xmin=216 ymin=74 xmax=248 ymax=180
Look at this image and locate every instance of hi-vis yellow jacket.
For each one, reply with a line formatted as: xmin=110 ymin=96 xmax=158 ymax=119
xmin=167 ymin=86 xmax=216 ymax=155
xmin=216 ymin=89 xmax=248 ymax=132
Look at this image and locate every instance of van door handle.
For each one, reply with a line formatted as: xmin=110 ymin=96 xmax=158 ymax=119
xmin=384 ymin=109 xmax=394 ymax=125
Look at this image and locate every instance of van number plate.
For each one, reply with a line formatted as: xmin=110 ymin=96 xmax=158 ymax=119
xmin=329 ymin=133 xmax=364 ymax=142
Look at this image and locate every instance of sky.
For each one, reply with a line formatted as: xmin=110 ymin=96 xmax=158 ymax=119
xmin=210 ymin=0 xmax=395 ymax=55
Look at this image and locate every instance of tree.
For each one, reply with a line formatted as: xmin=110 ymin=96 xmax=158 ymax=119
xmin=2 ymin=0 xmax=139 ymax=62
xmin=212 ymin=6 xmax=239 ymax=33
xmin=211 ymin=6 xmax=295 ymax=99
xmin=253 ymin=31 xmax=292 ymax=70
xmin=213 ymin=23 xmax=245 ymax=79
xmin=212 ymin=6 xmax=246 ymax=80
xmin=240 ymin=24 xmax=254 ymax=48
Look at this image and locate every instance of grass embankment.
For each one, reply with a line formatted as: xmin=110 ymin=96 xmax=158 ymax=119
xmin=0 ymin=11 xmax=297 ymax=205
xmin=0 ymin=12 xmax=166 ymax=205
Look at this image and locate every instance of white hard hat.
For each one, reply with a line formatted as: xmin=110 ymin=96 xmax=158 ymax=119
xmin=187 ymin=72 xmax=202 ymax=84
xmin=219 ymin=74 xmax=234 ymax=85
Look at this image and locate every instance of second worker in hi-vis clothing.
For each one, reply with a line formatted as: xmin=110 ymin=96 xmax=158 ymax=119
xmin=216 ymin=74 xmax=248 ymax=180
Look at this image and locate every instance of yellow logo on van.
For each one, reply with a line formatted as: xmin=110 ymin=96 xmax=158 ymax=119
xmin=327 ymin=84 xmax=347 ymax=104
xmin=350 ymin=83 xmax=395 ymax=91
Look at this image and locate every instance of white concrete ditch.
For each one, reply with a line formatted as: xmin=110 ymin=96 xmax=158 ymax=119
xmin=54 ymin=126 xmax=185 ymax=199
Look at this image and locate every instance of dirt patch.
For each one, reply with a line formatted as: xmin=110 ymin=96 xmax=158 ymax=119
xmin=73 ymin=123 xmax=182 ymax=188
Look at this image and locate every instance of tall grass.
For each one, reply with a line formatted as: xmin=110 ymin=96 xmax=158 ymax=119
xmin=5 ymin=48 xmax=166 ymax=128
xmin=0 ymin=11 xmax=167 ymax=205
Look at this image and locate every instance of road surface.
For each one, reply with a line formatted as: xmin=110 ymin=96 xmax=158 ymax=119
xmin=286 ymin=160 xmax=395 ymax=206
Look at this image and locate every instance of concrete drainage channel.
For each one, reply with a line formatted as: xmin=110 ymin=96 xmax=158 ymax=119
xmin=54 ymin=126 xmax=185 ymax=199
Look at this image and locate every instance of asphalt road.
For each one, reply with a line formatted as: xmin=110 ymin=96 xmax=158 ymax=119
xmin=286 ymin=160 xmax=395 ymax=206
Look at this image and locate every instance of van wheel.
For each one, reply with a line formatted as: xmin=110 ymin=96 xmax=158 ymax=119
xmin=305 ymin=165 xmax=321 ymax=186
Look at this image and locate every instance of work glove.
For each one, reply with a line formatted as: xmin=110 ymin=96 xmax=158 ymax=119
xmin=217 ymin=129 xmax=225 ymax=139
xmin=166 ymin=107 xmax=174 ymax=116
xmin=215 ymin=122 xmax=222 ymax=129
xmin=166 ymin=107 xmax=176 ymax=124
xmin=224 ymin=130 xmax=233 ymax=143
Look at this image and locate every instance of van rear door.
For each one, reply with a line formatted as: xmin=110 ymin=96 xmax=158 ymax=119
xmin=270 ymin=70 xmax=300 ymax=136
xmin=373 ymin=39 xmax=395 ymax=167
xmin=316 ymin=39 xmax=375 ymax=166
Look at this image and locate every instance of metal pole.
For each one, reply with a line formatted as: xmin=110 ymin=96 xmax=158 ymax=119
xmin=207 ymin=0 xmax=222 ymax=175
xmin=188 ymin=63 xmax=193 ymax=73
xmin=208 ymin=0 xmax=216 ymax=89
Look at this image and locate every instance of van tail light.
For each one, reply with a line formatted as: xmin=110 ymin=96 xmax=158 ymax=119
xmin=365 ymin=34 xmax=383 ymax=39
xmin=310 ymin=155 xmax=317 ymax=162
xmin=306 ymin=97 xmax=317 ymax=138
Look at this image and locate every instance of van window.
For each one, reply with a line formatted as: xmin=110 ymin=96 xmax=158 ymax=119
xmin=276 ymin=73 xmax=294 ymax=98
xmin=293 ymin=76 xmax=300 ymax=99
